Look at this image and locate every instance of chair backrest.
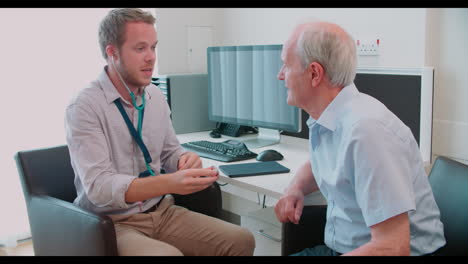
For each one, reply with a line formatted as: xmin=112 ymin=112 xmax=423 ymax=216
xmin=15 ymin=145 xmax=77 ymax=203
xmin=428 ymin=156 xmax=468 ymax=256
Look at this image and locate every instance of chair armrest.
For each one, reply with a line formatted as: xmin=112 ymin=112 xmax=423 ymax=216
xmin=172 ymin=181 xmax=222 ymax=218
xmin=281 ymin=205 xmax=327 ymax=256
xmin=28 ymin=195 xmax=117 ymax=256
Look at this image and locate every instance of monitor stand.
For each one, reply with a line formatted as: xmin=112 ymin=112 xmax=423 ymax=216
xmin=242 ymin=128 xmax=281 ymax=149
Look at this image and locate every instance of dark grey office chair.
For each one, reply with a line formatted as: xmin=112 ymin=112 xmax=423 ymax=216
xmin=281 ymin=205 xmax=327 ymax=256
xmin=281 ymin=156 xmax=468 ymax=256
xmin=15 ymin=145 xmax=222 ymax=256
xmin=428 ymin=156 xmax=468 ymax=256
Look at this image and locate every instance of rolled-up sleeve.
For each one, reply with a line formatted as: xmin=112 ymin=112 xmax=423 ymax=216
xmin=65 ymin=102 xmax=134 ymax=209
xmin=159 ymin=105 xmax=187 ymax=173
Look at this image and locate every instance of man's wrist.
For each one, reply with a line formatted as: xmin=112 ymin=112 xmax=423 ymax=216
xmin=284 ymin=183 xmax=304 ymax=197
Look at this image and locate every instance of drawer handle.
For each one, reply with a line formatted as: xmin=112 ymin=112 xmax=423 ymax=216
xmin=257 ymin=229 xmax=282 ymax=243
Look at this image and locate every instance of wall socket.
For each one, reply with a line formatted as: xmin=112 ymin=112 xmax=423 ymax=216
xmin=356 ymin=38 xmax=380 ymax=56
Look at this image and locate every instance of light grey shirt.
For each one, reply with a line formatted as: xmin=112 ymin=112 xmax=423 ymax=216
xmin=65 ymin=67 xmax=186 ymax=215
xmin=308 ymin=83 xmax=445 ymax=255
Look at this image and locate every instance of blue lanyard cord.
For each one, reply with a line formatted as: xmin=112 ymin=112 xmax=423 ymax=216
xmin=114 ymin=99 xmax=155 ymax=177
xmin=138 ymin=108 xmax=144 ymax=137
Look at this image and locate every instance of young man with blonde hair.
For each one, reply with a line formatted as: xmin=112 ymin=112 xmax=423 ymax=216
xmin=65 ymin=8 xmax=254 ymax=256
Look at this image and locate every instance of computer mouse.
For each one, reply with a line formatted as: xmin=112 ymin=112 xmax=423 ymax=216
xmin=256 ymin=149 xmax=284 ymax=162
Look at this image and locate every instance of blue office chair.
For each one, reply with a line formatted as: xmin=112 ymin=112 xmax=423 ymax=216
xmin=428 ymin=156 xmax=468 ymax=255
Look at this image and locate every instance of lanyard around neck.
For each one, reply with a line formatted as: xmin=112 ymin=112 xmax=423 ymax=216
xmin=114 ymin=98 xmax=154 ymax=177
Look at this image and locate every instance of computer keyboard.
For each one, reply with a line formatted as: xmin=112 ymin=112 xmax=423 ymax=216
xmin=181 ymin=139 xmax=257 ymax=162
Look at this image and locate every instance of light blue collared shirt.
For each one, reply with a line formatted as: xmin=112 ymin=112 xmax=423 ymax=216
xmin=307 ymin=83 xmax=445 ymax=255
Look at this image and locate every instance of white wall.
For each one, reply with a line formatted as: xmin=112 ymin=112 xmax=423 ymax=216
xmin=156 ymin=8 xmax=427 ymax=72
xmin=155 ymin=8 xmax=224 ymax=74
xmin=426 ymin=8 xmax=468 ymax=164
xmin=156 ymin=8 xmax=468 ymax=164
xmin=0 ymin=8 xmax=113 ymax=246
xmin=219 ymin=8 xmax=427 ymax=68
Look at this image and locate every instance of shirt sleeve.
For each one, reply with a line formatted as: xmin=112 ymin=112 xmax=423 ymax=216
xmin=65 ymin=101 xmax=135 ymax=209
xmin=348 ymin=118 xmax=416 ymax=227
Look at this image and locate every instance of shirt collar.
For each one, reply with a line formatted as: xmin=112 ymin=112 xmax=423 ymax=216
xmin=312 ymin=83 xmax=359 ymax=132
xmin=98 ymin=66 xmax=148 ymax=106
xmin=98 ymin=66 xmax=123 ymax=105
xmin=306 ymin=114 xmax=316 ymax=128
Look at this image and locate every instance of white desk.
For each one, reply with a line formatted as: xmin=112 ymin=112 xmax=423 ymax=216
xmin=177 ymin=131 xmax=326 ymax=205
xmin=178 ymin=131 xmax=326 ymax=256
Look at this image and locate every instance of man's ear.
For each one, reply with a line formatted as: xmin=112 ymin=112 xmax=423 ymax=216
xmin=105 ymin=44 xmax=117 ymax=60
xmin=309 ymin=62 xmax=324 ymax=87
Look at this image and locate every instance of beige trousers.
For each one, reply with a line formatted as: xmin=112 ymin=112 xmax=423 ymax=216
xmin=108 ymin=195 xmax=255 ymax=256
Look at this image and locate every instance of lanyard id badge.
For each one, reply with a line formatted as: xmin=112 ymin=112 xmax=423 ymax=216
xmin=114 ymin=99 xmax=155 ymax=178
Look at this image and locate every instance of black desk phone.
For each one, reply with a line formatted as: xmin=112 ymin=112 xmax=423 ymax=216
xmin=213 ymin=123 xmax=258 ymax=137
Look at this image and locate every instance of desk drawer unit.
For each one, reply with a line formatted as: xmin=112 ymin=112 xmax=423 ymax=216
xmin=241 ymin=207 xmax=282 ymax=256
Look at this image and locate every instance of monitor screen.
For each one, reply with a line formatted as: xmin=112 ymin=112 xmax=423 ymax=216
xmin=354 ymin=73 xmax=421 ymax=145
xmin=207 ymin=45 xmax=301 ymax=134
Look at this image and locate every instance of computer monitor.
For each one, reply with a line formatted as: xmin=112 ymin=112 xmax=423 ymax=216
xmin=354 ymin=67 xmax=434 ymax=165
xmin=207 ymin=44 xmax=301 ymax=148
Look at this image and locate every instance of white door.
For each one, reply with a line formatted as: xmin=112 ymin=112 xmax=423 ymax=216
xmin=187 ymin=26 xmax=213 ymax=73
